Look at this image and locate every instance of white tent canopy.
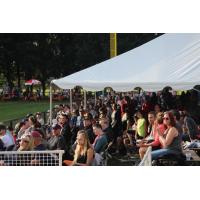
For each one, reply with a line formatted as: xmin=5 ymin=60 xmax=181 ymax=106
xmin=52 ymin=33 xmax=200 ymax=92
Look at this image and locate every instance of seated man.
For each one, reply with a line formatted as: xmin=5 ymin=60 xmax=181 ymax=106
xmin=83 ymin=113 xmax=96 ymax=144
xmin=30 ymin=130 xmax=48 ymax=165
xmin=48 ymin=124 xmax=71 ymax=160
xmin=47 ymin=124 xmax=66 ymax=150
xmin=92 ymin=124 xmax=108 ymax=154
xmin=99 ymin=117 xmax=114 ymax=143
xmin=31 ymin=130 xmax=47 ymax=151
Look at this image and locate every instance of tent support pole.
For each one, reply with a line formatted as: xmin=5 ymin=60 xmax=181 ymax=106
xmin=94 ymin=92 xmax=97 ymax=106
xmin=84 ymin=90 xmax=87 ymax=110
xmin=70 ymin=89 xmax=73 ymax=111
xmin=50 ymin=83 xmax=53 ymax=125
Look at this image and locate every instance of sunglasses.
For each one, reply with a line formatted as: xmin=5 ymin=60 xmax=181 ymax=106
xmin=163 ymin=117 xmax=169 ymax=120
xmin=22 ymin=140 xmax=29 ymax=143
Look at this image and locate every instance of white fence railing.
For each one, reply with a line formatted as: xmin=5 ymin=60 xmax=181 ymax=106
xmin=0 ymin=150 xmax=64 ymax=166
xmin=139 ymin=146 xmax=152 ymax=166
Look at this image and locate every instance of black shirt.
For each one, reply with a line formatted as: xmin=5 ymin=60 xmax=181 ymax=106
xmin=61 ymin=123 xmax=72 ymax=150
xmin=0 ymin=139 xmax=5 ymax=151
xmin=103 ymin=126 xmax=114 ymax=143
xmin=77 ymin=154 xmax=87 ymax=164
xmin=85 ymin=125 xmax=95 ymax=144
xmin=34 ymin=143 xmax=47 ymax=151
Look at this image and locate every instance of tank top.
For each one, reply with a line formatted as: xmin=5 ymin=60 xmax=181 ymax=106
xmin=76 ymin=147 xmax=93 ymax=164
xmin=163 ymin=127 xmax=182 ymax=153
xmin=137 ymin=118 xmax=146 ymax=138
xmin=76 ymin=153 xmax=87 ymax=164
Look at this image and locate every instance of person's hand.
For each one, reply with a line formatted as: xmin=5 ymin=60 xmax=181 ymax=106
xmin=136 ymin=143 xmax=141 ymax=147
xmin=136 ymin=139 xmax=144 ymax=147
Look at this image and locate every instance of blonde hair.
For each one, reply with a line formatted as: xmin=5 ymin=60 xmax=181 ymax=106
xmin=18 ymin=135 xmax=34 ymax=151
xmin=73 ymin=130 xmax=91 ymax=163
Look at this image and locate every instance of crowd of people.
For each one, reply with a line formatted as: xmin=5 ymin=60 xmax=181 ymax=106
xmin=0 ymin=89 xmax=200 ymax=166
xmin=0 ymin=83 xmax=72 ymax=101
xmin=0 ymin=87 xmax=42 ymax=101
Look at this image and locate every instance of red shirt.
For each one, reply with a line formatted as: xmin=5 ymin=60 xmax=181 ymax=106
xmin=151 ymin=123 xmax=166 ymax=147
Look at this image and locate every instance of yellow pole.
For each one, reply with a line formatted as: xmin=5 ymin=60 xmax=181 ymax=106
xmin=110 ymin=33 xmax=117 ymax=58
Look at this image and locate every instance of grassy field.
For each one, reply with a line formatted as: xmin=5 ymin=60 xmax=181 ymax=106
xmin=0 ymin=100 xmax=66 ymax=123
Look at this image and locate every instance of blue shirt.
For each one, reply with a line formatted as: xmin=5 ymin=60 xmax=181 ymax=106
xmin=94 ymin=134 xmax=108 ymax=153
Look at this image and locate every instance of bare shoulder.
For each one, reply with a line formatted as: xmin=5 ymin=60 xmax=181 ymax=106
xmin=169 ymin=127 xmax=178 ymax=136
xmin=87 ymin=147 xmax=94 ymax=154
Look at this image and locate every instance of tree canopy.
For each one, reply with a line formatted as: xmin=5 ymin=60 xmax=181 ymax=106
xmin=0 ymin=33 xmax=162 ymax=95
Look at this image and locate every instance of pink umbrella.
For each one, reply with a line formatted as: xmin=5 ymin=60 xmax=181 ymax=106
xmin=25 ymin=79 xmax=41 ymax=86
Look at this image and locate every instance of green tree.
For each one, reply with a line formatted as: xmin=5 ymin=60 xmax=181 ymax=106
xmin=0 ymin=33 xmax=162 ymax=95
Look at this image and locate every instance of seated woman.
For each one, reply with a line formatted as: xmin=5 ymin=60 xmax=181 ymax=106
xmin=6 ymin=135 xmax=34 ymax=166
xmin=17 ymin=135 xmax=34 ymax=151
xmin=123 ymin=116 xmax=135 ymax=147
xmin=151 ymin=111 xmax=182 ymax=161
xmin=65 ymin=130 xmax=94 ymax=166
xmin=135 ymin=110 xmax=147 ymax=140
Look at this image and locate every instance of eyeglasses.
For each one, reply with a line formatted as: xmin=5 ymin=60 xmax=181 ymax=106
xmin=163 ymin=117 xmax=169 ymax=120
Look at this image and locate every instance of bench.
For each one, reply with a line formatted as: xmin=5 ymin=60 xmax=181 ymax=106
xmin=187 ymin=148 xmax=200 ymax=156
xmin=183 ymin=149 xmax=200 ymax=166
xmin=153 ymin=154 xmax=185 ymax=166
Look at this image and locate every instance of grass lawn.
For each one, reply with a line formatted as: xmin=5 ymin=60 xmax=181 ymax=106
xmin=0 ymin=100 xmax=66 ymax=123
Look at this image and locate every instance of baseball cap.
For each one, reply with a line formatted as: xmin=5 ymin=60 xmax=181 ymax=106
xmin=31 ymin=131 xmax=42 ymax=138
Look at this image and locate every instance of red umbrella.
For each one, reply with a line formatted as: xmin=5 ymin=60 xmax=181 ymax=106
xmin=25 ymin=79 xmax=41 ymax=86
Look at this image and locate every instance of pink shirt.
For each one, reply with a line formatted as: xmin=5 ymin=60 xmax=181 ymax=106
xmin=151 ymin=124 xmax=166 ymax=147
